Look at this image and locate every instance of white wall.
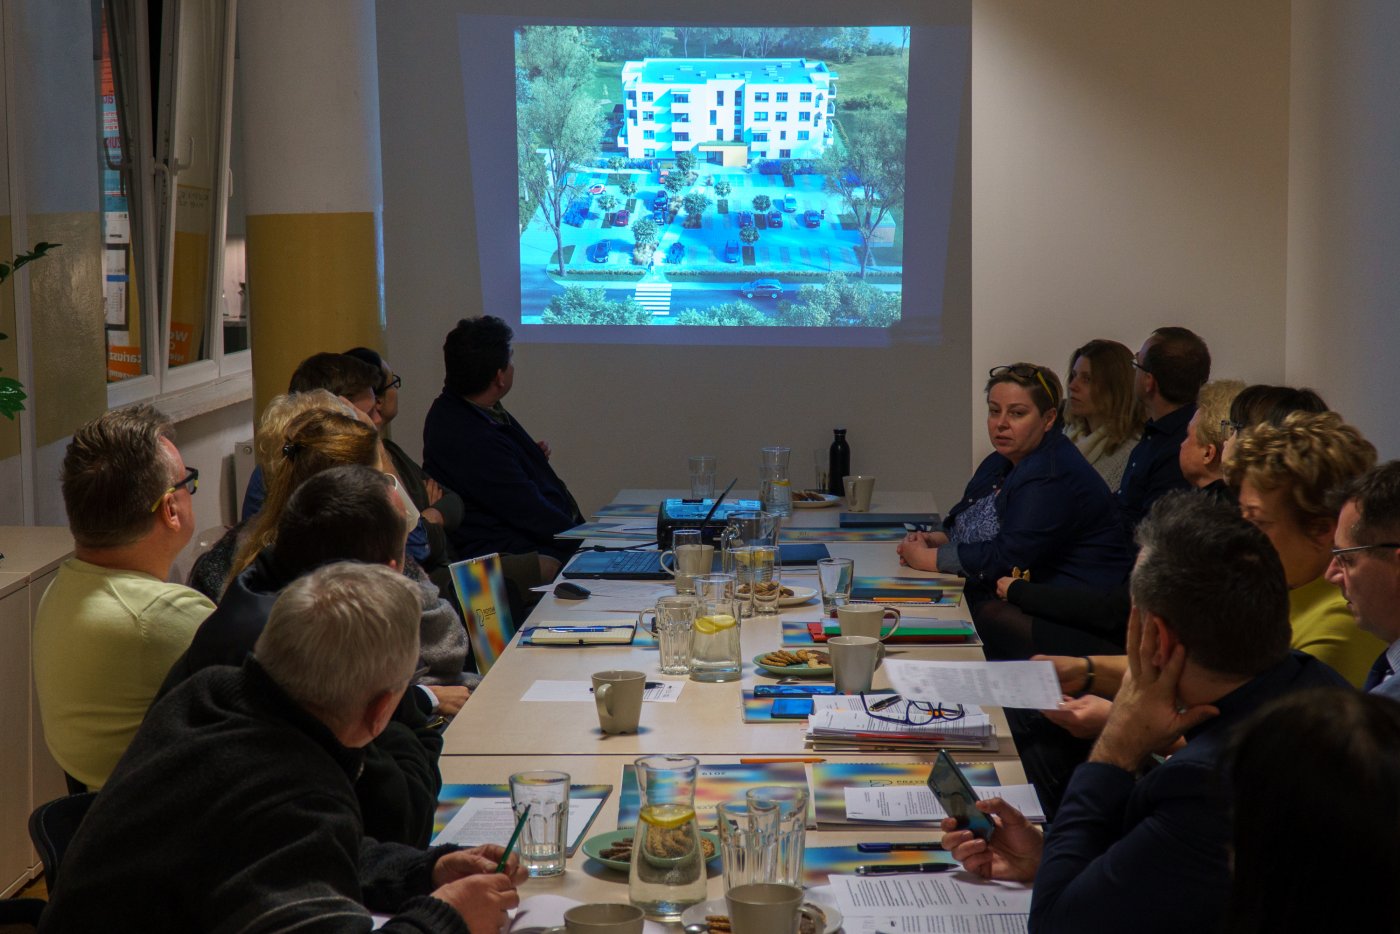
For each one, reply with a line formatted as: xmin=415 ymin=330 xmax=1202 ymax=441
xmin=970 ymin=0 xmax=1291 ymax=461
xmin=1285 ymin=0 xmax=1400 ymax=459
xmin=377 ymin=1 xmax=973 ymax=514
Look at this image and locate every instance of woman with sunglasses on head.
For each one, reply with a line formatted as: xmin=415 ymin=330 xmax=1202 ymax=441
xmin=898 ymin=363 xmax=1134 ymax=614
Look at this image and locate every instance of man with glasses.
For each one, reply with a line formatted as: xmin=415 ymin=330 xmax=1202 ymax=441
xmin=1117 ymin=327 xmax=1211 ymax=530
xmin=33 ymin=405 xmax=215 ymax=790
xmin=1326 ymin=461 xmax=1400 ymax=699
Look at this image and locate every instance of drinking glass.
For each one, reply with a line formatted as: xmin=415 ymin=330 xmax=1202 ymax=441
xmin=689 ymin=455 xmax=717 ymax=499
xmin=759 ymin=446 xmax=793 ymax=517
xmin=510 ymin=770 xmax=570 ymax=877
xmin=640 ymin=595 xmax=698 ymax=676
xmin=716 ymin=800 xmax=779 ymax=892
xmin=745 ymin=785 xmax=808 ymax=888
xmin=734 ymin=544 xmax=781 ymax=616
xmin=661 ymin=528 xmax=710 ymax=596
xmin=816 ymin=557 xmax=855 ymax=616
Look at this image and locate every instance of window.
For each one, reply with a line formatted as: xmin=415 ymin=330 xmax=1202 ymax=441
xmin=734 ymin=110 xmax=743 ymax=125
xmin=674 ymin=113 xmax=689 ymax=123
xmin=798 ymin=111 xmax=811 ymax=122
xmin=754 ymin=149 xmax=767 ymax=158
xmin=644 ymin=148 xmax=656 ymax=158
xmin=753 ymin=92 xmax=769 ymax=102
xmin=673 ymin=92 xmax=689 ymax=104
xmin=753 ymin=132 xmax=768 ymax=142
xmin=716 ymin=129 xmax=724 ymax=141
xmin=716 ymin=90 xmax=725 ymax=105
xmin=628 ymin=90 xmax=637 ymax=101
xmin=674 ymin=131 xmax=690 ymax=141
xmin=100 ymin=0 xmax=246 ymax=402
xmin=753 ymin=111 xmax=768 ymax=121
xmin=775 ymin=112 xmax=787 ymax=122
xmin=779 ymin=149 xmax=791 ymax=158
xmin=642 ymin=111 xmax=654 ymax=121
xmin=641 ymin=91 xmax=653 ymax=102
xmin=779 ymin=130 xmax=787 ymax=140
xmin=776 ymin=92 xmax=788 ymax=102
xmin=736 ymin=90 xmax=744 ymax=103
xmin=628 ymin=110 xmax=637 ymax=122
xmin=800 ymin=92 xmax=812 ymax=102
xmin=797 ymin=130 xmax=810 ymax=141
xmin=643 ymin=130 xmax=655 ymax=140
xmin=709 ymin=110 xmax=717 ymax=125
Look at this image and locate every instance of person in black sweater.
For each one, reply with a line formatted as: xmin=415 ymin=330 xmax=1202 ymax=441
xmin=42 ymin=563 xmax=525 ymax=934
xmin=160 ymin=465 xmax=448 ymax=847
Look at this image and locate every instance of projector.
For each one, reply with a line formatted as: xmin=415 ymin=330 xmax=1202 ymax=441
xmin=657 ymin=498 xmax=763 ymax=549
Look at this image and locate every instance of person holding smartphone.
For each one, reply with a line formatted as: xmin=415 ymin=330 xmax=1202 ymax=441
xmin=940 ymin=495 xmax=1345 ymax=933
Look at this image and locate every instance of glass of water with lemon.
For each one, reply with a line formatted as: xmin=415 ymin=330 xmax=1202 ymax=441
xmin=690 ymin=573 xmax=742 ymax=681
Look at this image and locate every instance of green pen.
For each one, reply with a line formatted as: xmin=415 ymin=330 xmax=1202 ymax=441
xmin=497 ymin=804 xmax=530 ymax=873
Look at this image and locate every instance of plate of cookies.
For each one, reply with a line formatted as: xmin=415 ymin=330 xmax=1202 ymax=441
xmin=752 ymin=648 xmax=833 ymax=678
xmin=581 ymin=828 xmax=720 ymax=873
xmin=791 ymin=490 xmax=842 ymax=509
xmin=680 ymin=897 xmax=841 ymax=934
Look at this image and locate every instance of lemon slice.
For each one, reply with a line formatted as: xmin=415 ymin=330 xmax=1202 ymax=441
xmin=694 ymin=614 xmax=737 ymax=635
xmin=639 ymin=804 xmax=696 ymax=829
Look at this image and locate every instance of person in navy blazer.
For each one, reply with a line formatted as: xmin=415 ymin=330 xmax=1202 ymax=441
xmin=899 ymin=363 xmax=1134 ymax=601
xmin=423 ymin=316 xmax=583 ymax=581
xmin=1325 ymin=460 xmax=1400 ymax=700
xmin=939 ymin=495 xmax=1347 ymax=934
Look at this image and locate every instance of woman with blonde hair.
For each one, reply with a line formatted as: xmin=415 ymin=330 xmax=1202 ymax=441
xmin=1062 ymin=339 xmax=1144 ymax=490
xmin=1227 ymin=411 xmax=1385 ymax=687
xmin=188 ymin=391 xmax=362 ymax=600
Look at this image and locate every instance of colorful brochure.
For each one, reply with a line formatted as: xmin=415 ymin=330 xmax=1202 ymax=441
xmin=449 ymin=553 xmax=513 ymax=674
xmin=616 ymin=761 xmax=811 ymax=829
xmin=811 ymin=760 xmax=1000 ymax=825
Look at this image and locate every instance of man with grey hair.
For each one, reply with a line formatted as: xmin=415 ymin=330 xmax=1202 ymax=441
xmin=41 ymin=563 xmax=525 ymax=933
xmin=33 ymin=404 xmax=215 ymax=790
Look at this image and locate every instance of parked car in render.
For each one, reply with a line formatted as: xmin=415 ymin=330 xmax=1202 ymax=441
xmin=803 ymin=210 xmax=822 ymax=228
xmin=737 ymin=210 xmax=755 ymax=228
xmin=767 ymin=210 xmax=784 ymax=228
xmin=723 ymin=240 xmax=741 ymax=263
xmin=614 ymin=209 xmax=630 ymax=227
xmin=782 ymin=194 xmax=797 ymax=212
xmin=588 ymin=239 xmax=611 ymax=263
xmin=741 ymin=279 xmax=783 ymax=299
xmin=667 ymin=241 xmax=685 ymax=264
xmin=652 ymin=191 xmax=669 ymax=210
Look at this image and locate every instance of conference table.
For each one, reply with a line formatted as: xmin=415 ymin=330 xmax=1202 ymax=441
xmin=438 ymin=490 xmax=1028 ymax=916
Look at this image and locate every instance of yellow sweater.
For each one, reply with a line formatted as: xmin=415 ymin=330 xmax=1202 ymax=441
xmin=1289 ymin=575 xmax=1385 ymax=689
xmin=32 ymin=559 xmax=214 ymax=789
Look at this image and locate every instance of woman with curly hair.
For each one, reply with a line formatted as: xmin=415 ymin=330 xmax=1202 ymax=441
xmin=1227 ymin=411 xmax=1385 ymax=686
xmin=1062 ymin=339 xmax=1145 ymax=490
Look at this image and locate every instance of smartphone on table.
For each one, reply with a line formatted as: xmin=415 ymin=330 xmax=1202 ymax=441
xmin=755 ymin=684 xmax=837 ymax=697
xmin=770 ymin=697 xmax=815 ymax=719
xmin=928 ymin=749 xmax=995 ymax=841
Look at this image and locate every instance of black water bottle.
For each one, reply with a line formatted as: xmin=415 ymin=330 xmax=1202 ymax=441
xmin=828 ymin=429 xmax=850 ymax=496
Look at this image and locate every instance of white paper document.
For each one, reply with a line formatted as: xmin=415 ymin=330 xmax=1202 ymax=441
xmin=520 ymin=679 xmax=684 ymax=703
xmin=433 ymin=796 xmax=602 ymax=850
xmin=883 ymin=659 xmax=1062 ymax=710
xmin=807 ymin=695 xmax=993 ymax=739
xmin=828 ymin=873 xmax=1031 ymax=934
xmin=843 ymin=784 xmax=1045 ymax=823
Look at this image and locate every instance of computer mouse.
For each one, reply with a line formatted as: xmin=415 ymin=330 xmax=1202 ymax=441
xmin=553 ymin=581 xmax=591 ymax=600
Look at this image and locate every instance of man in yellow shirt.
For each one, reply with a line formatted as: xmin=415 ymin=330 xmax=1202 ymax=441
xmin=33 ymin=404 xmax=214 ymax=789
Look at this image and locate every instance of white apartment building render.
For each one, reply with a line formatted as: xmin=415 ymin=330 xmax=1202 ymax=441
xmin=616 ymin=58 xmax=837 ymax=164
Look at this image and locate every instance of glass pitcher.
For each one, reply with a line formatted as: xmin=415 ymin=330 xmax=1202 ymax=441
xmin=719 ymin=510 xmax=780 ymax=575
xmin=689 ymin=573 xmax=742 ymax=681
xmin=629 ymin=754 xmax=707 ymax=920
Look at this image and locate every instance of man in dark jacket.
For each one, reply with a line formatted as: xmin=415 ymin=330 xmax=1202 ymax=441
xmin=423 ymin=316 xmax=583 ymax=583
xmin=160 ymin=465 xmax=448 ymax=847
xmin=42 ymin=563 xmax=525 ymax=933
xmin=939 ymin=495 xmax=1348 ymax=934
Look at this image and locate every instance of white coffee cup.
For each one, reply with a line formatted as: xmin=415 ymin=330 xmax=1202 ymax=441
xmin=843 ymin=475 xmax=876 ymax=512
xmin=829 ymin=635 xmax=882 ymax=695
xmin=837 ymin=604 xmax=902 ymax=643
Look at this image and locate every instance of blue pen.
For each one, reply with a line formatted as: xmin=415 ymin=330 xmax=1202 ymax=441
xmin=545 ymin=626 xmax=613 ymax=632
xmin=857 ymin=841 xmax=941 ymax=852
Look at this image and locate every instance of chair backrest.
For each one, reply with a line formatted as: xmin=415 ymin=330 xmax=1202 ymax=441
xmin=28 ymin=792 xmax=97 ymax=893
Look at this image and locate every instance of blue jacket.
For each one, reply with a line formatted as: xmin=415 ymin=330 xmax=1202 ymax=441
xmin=944 ymin=428 xmax=1133 ymax=592
xmin=1030 ymin=651 xmax=1346 ymax=933
xmin=422 ymin=391 xmax=582 ymax=561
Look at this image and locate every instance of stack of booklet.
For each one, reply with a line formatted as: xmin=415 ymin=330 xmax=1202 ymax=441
xmin=803 ymin=694 xmax=997 ymax=753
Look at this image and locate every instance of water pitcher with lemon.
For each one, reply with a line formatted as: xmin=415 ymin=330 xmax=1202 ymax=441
xmin=690 ymin=573 xmax=742 ymax=681
xmin=629 ymin=755 xmax=707 ymax=919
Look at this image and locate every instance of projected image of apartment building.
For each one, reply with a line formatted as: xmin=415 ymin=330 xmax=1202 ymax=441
xmin=616 ymin=58 xmax=836 ymax=165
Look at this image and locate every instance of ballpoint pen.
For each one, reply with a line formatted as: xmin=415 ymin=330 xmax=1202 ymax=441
xmin=869 ymin=694 xmax=903 ymax=711
xmin=496 ymin=805 xmax=530 ymax=873
xmin=545 ymin=626 xmax=620 ymax=632
xmin=855 ymin=862 xmax=954 ymax=875
xmin=857 ymin=842 xmax=942 ymax=852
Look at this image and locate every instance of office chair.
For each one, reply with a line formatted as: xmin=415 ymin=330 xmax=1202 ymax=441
xmin=28 ymin=792 xmax=97 ymax=894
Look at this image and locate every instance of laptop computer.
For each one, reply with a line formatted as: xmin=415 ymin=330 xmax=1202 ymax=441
xmin=562 ymin=544 xmax=833 ymax=580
